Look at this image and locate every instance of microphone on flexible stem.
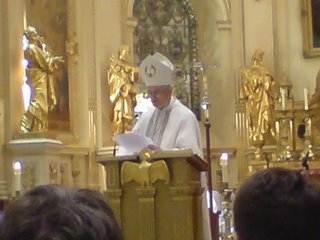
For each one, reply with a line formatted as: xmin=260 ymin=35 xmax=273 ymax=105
xmin=113 ymin=142 xmax=117 ymax=156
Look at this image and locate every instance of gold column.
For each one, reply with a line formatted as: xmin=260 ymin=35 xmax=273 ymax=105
xmin=170 ymin=186 xmax=195 ymax=240
xmin=103 ymin=161 xmax=122 ymax=225
xmin=104 ymin=189 xmax=122 ymax=226
xmin=136 ymin=187 xmax=156 ymax=240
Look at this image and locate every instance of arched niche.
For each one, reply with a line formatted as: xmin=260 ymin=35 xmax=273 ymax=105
xmin=22 ymin=0 xmax=79 ymax=143
xmin=127 ymin=0 xmax=202 ymax=119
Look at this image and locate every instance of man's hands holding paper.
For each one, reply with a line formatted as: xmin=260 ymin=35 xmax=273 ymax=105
xmin=115 ymin=133 xmax=162 ymax=154
xmin=145 ymin=144 xmax=162 ymax=152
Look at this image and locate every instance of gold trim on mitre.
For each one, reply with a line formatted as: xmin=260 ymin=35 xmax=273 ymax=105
xmin=145 ymin=64 xmax=156 ymax=78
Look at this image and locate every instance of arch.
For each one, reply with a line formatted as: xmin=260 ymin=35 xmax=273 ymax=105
xmin=130 ymin=0 xmax=202 ymax=119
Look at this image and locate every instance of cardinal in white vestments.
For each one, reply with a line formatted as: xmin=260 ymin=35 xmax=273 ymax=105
xmin=132 ymin=52 xmax=212 ymax=240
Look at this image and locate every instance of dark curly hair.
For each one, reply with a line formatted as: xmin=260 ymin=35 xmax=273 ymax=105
xmin=234 ymin=167 xmax=320 ymax=240
xmin=0 ymin=185 xmax=123 ymax=240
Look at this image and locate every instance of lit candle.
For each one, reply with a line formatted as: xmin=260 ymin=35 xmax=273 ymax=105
xmin=13 ymin=162 xmax=21 ymax=193
xmin=304 ymin=88 xmax=308 ymax=110
xmin=220 ymin=153 xmax=229 ymax=183
xmin=275 ymin=121 xmax=280 ymax=135
xmin=89 ymin=110 xmax=93 ymax=140
xmin=93 ymin=124 xmax=96 ymax=145
xmin=280 ymin=88 xmax=285 ymax=110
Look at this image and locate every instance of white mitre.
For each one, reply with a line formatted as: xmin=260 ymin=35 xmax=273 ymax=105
xmin=139 ymin=52 xmax=174 ymax=87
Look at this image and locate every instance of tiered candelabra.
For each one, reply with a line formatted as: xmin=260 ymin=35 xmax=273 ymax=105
xmin=274 ymin=80 xmax=313 ymax=163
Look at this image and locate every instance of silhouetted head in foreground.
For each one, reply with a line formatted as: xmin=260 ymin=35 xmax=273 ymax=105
xmin=0 ymin=184 xmax=123 ymax=240
xmin=234 ymin=167 xmax=320 ymax=240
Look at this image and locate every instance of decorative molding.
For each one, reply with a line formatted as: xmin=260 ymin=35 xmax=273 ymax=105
xmin=66 ymin=0 xmax=79 ymax=144
xmin=216 ymin=20 xmax=231 ymax=30
xmin=216 ymin=0 xmax=231 ymax=22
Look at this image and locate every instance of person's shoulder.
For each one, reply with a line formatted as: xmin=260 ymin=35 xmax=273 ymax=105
xmin=139 ymin=107 xmax=155 ymax=119
xmin=172 ymin=100 xmax=197 ymax=118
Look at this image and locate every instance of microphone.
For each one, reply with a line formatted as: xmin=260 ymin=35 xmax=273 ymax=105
xmin=301 ymin=151 xmax=310 ymax=170
xmin=113 ymin=139 xmax=117 ymax=156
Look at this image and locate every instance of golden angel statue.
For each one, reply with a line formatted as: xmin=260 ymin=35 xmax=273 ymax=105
xmin=240 ymin=49 xmax=275 ymax=146
xmin=20 ymin=26 xmax=64 ymax=133
xmin=108 ymin=46 xmax=138 ymax=135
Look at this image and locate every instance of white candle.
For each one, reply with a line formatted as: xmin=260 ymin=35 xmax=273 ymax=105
xmin=275 ymin=121 xmax=280 ymax=135
xmin=89 ymin=110 xmax=94 ymax=143
xmin=93 ymin=124 xmax=96 ymax=145
xmin=304 ymin=88 xmax=309 ymax=110
xmin=280 ymin=89 xmax=285 ymax=110
xmin=222 ymin=166 xmax=229 ymax=183
xmin=220 ymin=153 xmax=229 ymax=183
xmin=13 ymin=162 xmax=21 ymax=192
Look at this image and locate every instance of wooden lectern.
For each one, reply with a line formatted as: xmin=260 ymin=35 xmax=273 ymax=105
xmin=98 ymin=149 xmax=208 ymax=240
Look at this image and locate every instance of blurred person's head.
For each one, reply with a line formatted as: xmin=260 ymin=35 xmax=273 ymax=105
xmin=0 ymin=184 xmax=123 ymax=240
xmin=234 ymin=167 xmax=320 ymax=240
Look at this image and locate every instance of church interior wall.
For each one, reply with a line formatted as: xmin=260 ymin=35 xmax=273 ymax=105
xmin=285 ymin=0 xmax=320 ymax=98
xmin=0 ymin=0 xmax=320 ymax=195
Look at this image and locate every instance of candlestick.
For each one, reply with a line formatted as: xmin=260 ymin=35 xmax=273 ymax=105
xmin=304 ymin=88 xmax=308 ymax=110
xmin=222 ymin=166 xmax=228 ymax=183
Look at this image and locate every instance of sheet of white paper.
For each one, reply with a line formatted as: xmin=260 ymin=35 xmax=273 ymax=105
xmin=115 ymin=133 xmax=153 ymax=153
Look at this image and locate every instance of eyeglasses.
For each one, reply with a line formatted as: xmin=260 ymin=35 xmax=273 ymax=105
xmin=144 ymin=92 xmax=161 ymax=99
xmin=144 ymin=86 xmax=171 ymax=99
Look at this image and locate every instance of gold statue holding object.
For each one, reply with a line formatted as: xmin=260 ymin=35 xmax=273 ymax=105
xmin=240 ymin=49 xmax=275 ymax=157
xmin=20 ymin=26 xmax=64 ymax=133
xmin=121 ymin=149 xmax=169 ymax=187
xmin=108 ymin=46 xmax=138 ymax=135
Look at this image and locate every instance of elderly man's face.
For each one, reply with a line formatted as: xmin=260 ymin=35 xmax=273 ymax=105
xmin=147 ymin=85 xmax=172 ymax=109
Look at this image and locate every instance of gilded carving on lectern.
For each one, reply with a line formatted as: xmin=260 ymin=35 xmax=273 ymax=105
xmin=121 ymin=149 xmax=169 ymax=187
xmin=240 ymin=49 xmax=275 ymax=160
xmin=21 ymin=26 xmax=64 ymax=133
xmin=108 ymin=46 xmax=139 ymax=135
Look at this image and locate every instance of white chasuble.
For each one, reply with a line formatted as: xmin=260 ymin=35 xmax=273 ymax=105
xmin=132 ymin=97 xmax=203 ymax=158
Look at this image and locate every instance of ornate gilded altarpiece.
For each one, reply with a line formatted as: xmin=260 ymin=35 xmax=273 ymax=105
xmin=25 ymin=0 xmax=74 ymax=132
xmin=132 ymin=0 xmax=201 ymax=119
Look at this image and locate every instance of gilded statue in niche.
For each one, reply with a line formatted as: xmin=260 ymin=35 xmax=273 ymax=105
xmin=108 ymin=46 xmax=138 ymax=135
xmin=25 ymin=0 xmax=70 ymax=132
xmin=240 ymin=49 xmax=275 ymax=147
xmin=21 ymin=26 xmax=64 ymax=133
